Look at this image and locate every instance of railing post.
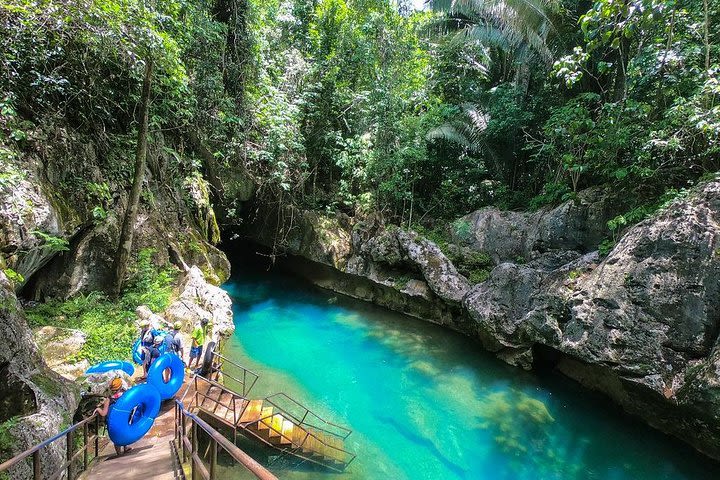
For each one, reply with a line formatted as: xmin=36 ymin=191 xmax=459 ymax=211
xmin=32 ymin=450 xmax=40 ymax=479
xmin=210 ymin=438 xmax=217 ymax=480
xmin=191 ymin=421 xmax=198 ymax=480
xmin=83 ymin=422 xmax=89 ymax=471
xmin=173 ymin=403 xmax=176 ymax=442
xmin=181 ymin=411 xmax=187 ymax=464
xmin=94 ymin=416 xmax=99 ymax=458
xmin=66 ymin=430 xmax=74 ymax=480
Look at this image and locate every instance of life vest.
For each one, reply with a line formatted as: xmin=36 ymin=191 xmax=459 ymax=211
xmin=164 ymin=331 xmax=179 ymax=352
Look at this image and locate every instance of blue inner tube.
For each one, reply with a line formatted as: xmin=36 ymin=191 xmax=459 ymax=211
xmin=147 ymin=353 xmax=185 ymax=400
xmin=86 ymin=361 xmax=134 ymax=376
xmin=107 ymin=384 xmax=161 ymax=446
xmin=132 ymin=330 xmax=169 ymax=364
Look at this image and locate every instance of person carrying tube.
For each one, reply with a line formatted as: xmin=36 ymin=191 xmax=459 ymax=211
xmin=138 ymin=319 xmax=155 ymax=380
xmin=148 ymin=336 xmax=163 ymax=368
xmin=161 ymin=322 xmax=183 ymax=382
xmin=188 ymin=317 xmax=211 ymax=371
xmin=164 ymin=321 xmax=184 ymax=363
xmin=94 ymin=377 xmax=133 ymax=457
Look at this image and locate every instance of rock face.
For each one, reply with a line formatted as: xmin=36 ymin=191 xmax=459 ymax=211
xmin=165 ymin=266 xmax=235 ymax=342
xmin=0 ymin=117 xmax=235 ymax=475
xmin=248 ymin=207 xmax=472 ymax=328
xmin=0 ymin=271 xmax=79 ymax=478
xmin=245 ymin=182 xmax=720 ymax=461
xmin=0 ymin=126 xmax=230 ymax=300
xmin=33 ymin=326 xmax=88 ymax=380
xmin=453 ymin=186 xmax=625 ymax=264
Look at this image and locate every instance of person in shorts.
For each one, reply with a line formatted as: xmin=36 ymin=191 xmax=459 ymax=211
xmin=188 ymin=317 xmax=211 ymax=370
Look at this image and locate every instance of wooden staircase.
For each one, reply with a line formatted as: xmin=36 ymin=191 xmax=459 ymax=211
xmin=185 ymin=375 xmax=355 ymax=473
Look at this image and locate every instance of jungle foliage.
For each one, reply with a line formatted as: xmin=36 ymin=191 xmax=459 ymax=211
xmin=238 ymin=0 xmax=719 ymax=231
xmin=1 ymin=0 xmax=718 ymax=233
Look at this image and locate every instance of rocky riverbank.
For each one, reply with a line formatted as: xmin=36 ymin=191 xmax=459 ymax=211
xmin=243 ymin=182 xmax=720 ymax=461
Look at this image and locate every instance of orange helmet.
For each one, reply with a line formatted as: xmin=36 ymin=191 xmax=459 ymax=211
xmin=110 ymin=378 xmax=123 ymax=391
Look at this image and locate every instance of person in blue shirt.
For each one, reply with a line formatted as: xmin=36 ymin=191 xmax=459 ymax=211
xmin=146 ymin=336 xmax=162 ymax=368
xmin=164 ymin=322 xmax=184 ymax=363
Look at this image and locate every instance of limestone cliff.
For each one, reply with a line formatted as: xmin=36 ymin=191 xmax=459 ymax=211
xmin=0 ymin=126 xmax=230 ymax=300
xmin=243 ymin=182 xmax=720 ymax=460
xmin=0 ymin=121 xmax=233 ymax=475
xmin=0 ymin=271 xmax=78 ymax=478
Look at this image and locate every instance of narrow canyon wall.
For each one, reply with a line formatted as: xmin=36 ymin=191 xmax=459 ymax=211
xmin=244 ymin=182 xmax=720 ymax=460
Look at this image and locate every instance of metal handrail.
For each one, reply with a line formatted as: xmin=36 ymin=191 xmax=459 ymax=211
xmin=264 ymin=393 xmax=352 ymax=439
xmin=185 ymin=375 xmax=356 ymax=472
xmin=0 ymin=413 xmax=103 ymax=480
xmin=212 ymin=351 xmax=259 ymax=397
xmin=175 ymin=400 xmax=277 ymax=480
xmin=191 ymin=376 xmax=250 ymax=426
xmin=296 ymin=428 xmax=357 ymax=468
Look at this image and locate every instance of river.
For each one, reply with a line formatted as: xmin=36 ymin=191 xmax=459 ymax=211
xmin=216 ymin=256 xmax=717 ymax=479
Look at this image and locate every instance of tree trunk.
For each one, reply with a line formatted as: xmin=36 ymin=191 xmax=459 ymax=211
xmin=111 ymin=58 xmax=153 ymax=298
xmin=187 ymin=130 xmax=224 ymax=201
xmin=612 ymin=36 xmax=630 ymax=101
xmin=704 ymin=0 xmax=710 ymax=71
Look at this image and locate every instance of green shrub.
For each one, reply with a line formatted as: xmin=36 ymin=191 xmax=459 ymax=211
xmin=26 ymin=250 xmax=178 ymax=364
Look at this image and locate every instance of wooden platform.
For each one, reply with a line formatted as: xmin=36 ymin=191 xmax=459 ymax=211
xmin=80 ymin=378 xmax=190 ymax=480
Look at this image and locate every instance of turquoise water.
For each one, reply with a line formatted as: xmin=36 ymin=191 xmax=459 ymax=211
xmin=220 ymin=261 xmax=718 ymax=479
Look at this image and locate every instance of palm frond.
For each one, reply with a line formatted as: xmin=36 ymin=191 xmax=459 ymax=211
xmin=426 ymin=124 xmax=472 ymax=148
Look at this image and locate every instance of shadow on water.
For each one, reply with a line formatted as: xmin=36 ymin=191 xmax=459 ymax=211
xmin=218 ymin=244 xmax=720 ymax=480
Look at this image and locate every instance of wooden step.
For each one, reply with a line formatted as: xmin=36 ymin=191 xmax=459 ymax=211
xmin=292 ymin=425 xmax=308 ymax=446
xmin=327 ymin=437 xmax=345 ymax=462
xmin=224 ymin=398 xmax=247 ymax=425
xmin=257 ymin=407 xmax=274 ymax=430
xmin=301 ymin=435 xmax=316 ymax=453
xmin=267 ymin=414 xmax=285 ymax=437
xmin=268 ymin=420 xmax=294 ymax=445
xmin=239 ymin=400 xmax=264 ymax=423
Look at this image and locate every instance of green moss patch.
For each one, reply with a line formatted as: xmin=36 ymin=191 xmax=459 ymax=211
xmin=0 ymin=416 xmax=19 ymax=463
xmin=30 ymin=372 xmax=63 ymax=398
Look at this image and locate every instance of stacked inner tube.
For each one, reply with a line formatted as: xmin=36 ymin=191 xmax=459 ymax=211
xmin=107 ymin=383 xmax=161 ymax=446
xmin=131 ymin=329 xmax=169 ymax=364
xmin=147 ymin=353 xmax=185 ymax=400
xmin=199 ymin=341 xmax=216 ymax=377
xmin=106 ymin=353 xmax=185 ymax=446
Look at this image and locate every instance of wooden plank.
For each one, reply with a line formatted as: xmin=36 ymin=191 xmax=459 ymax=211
xmin=257 ymin=408 xmax=274 ymax=430
xmin=239 ymin=400 xmax=264 ymax=423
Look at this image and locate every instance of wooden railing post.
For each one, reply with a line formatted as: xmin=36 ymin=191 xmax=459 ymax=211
xmin=32 ymin=450 xmax=40 ymax=479
xmin=66 ymin=430 xmax=74 ymax=480
xmin=191 ymin=421 xmax=198 ymax=480
xmin=210 ymin=438 xmax=217 ymax=479
xmin=181 ymin=411 xmax=187 ymax=463
xmin=83 ymin=422 xmax=89 ymax=471
xmin=94 ymin=416 xmax=99 ymax=458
